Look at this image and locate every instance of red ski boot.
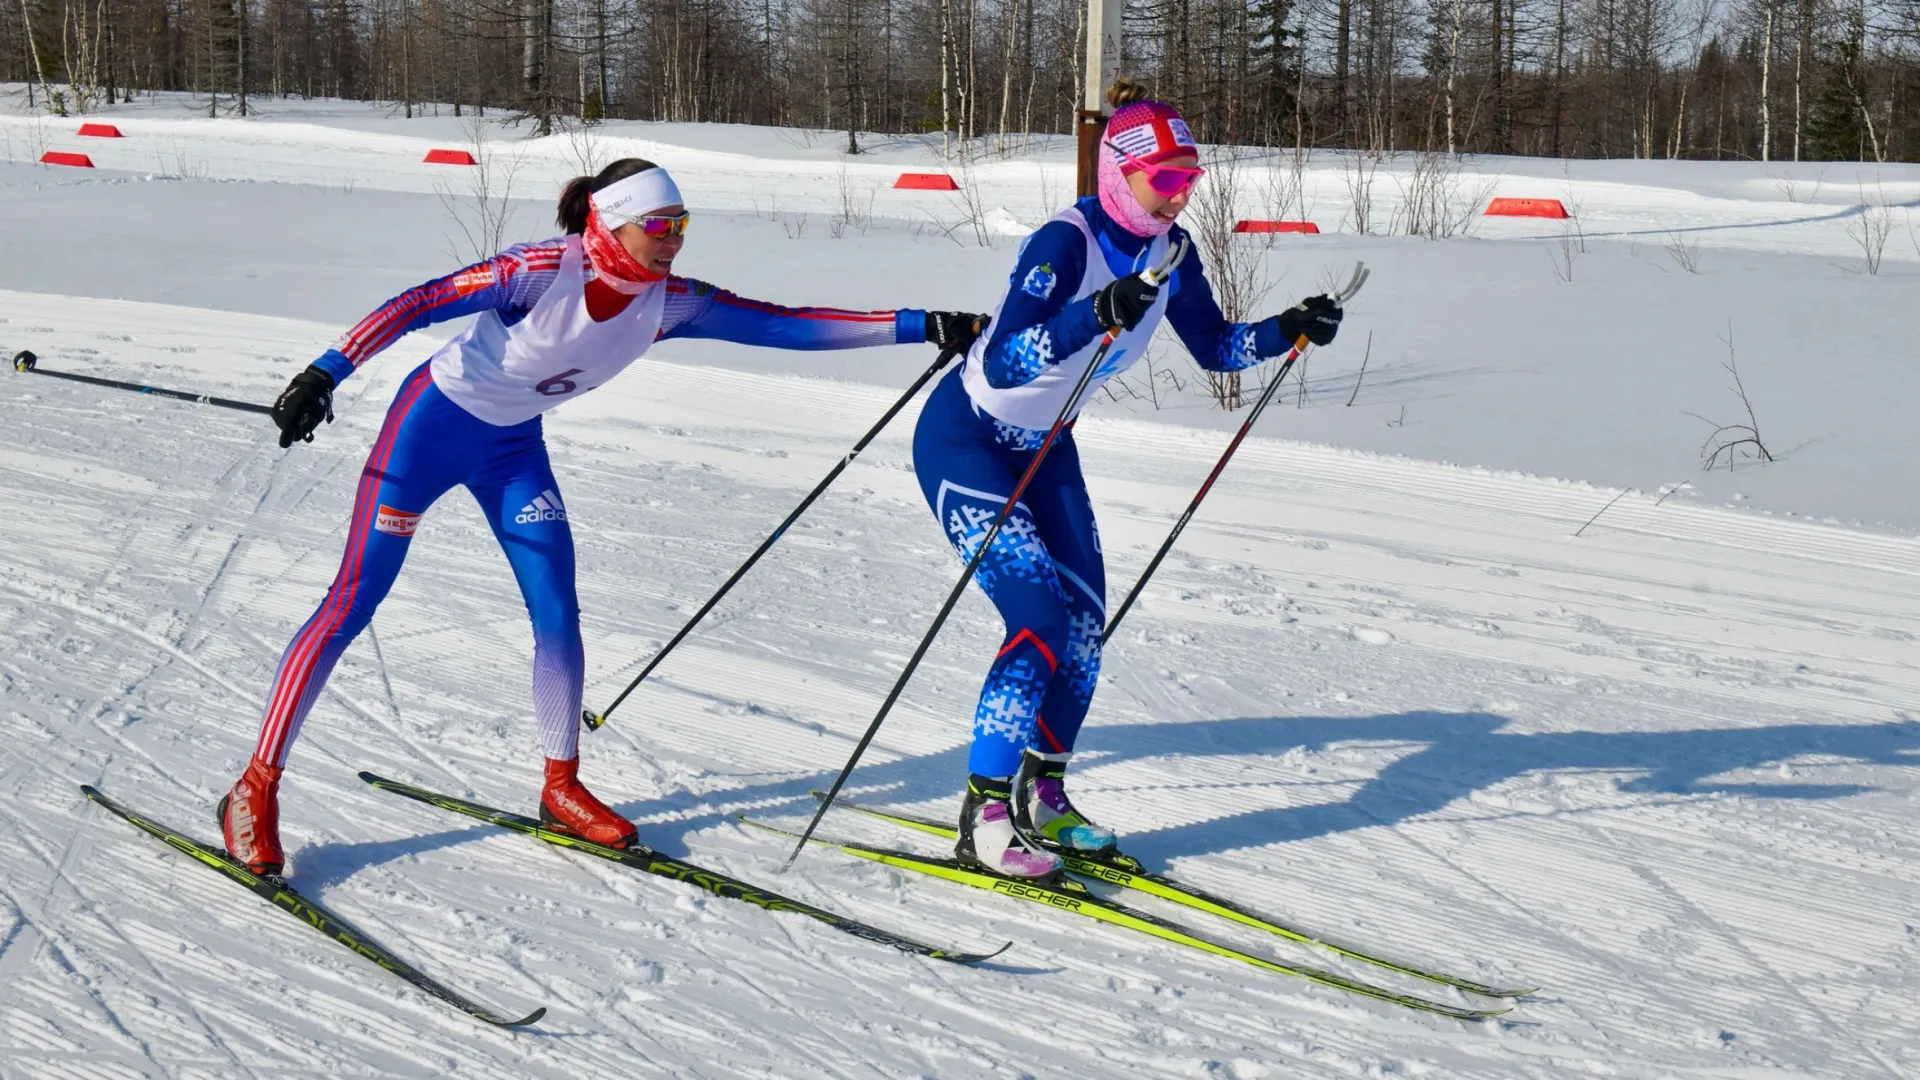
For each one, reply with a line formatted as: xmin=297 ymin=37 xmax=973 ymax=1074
xmin=217 ymin=758 xmax=285 ymax=877
xmin=539 ymin=757 xmax=637 ymax=848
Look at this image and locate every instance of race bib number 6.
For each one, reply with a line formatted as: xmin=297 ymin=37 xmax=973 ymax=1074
xmin=536 ymin=368 xmax=585 ymax=396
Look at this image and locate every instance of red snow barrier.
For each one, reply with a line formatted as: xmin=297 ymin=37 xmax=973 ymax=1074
xmin=1234 ymin=220 xmax=1320 ymax=234
xmin=893 ymin=172 xmax=960 ymax=191
xmin=41 ymin=152 xmax=95 ymax=168
xmin=423 ymin=148 xmax=478 ymax=165
xmin=1484 ymin=197 xmax=1569 ymax=219
xmin=78 ymin=123 xmax=123 ymax=138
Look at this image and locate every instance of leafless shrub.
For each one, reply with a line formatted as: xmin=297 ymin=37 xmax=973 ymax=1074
xmin=151 ymin=138 xmax=209 ymax=180
xmin=435 ymin=116 xmax=527 ymax=263
xmin=1341 ymin=151 xmax=1382 ymax=235
xmin=561 ymin=118 xmax=608 ymax=177
xmin=1036 ymin=162 xmax=1065 ymax=219
xmin=1653 ymin=481 xmax=1693 ymax=506
xmin=1685 ymin=324 xmax=1775 ymax=470
xmin=1573 ymin=488 xmax=1635 ymax=537
xmin=1393 ymin=150 xmax=1492 ymax=239
xmin=1099 ymin=347 xmax=1187 ymax=409
xmin=1187 ymin=150 xmax=1275 ymax=410
xmin=1662 ymin=228 xmax=1704 ymax=273
xmin=782 ymin=211 xmax=811 ymax=239
xmin=1262 ymin=145 xmax=1311 ymax=225
xmin=1570 ymin=479 xmax=1693 ymax=536
xmin=1346 ymin=330 xmax=1374 ymax=406
xmin=1769 ymin=167 xmax=1827 ymax=203
xmin=1841 ymin=181 xmax=1895 ymax=275
xmin=1550 ymin=223 xmax=1581 ymax=282
xmin=829 ymin=161 xmax=877 ymax=239
xmin=20 ymin=118 xmax=50 ymax=166
xmin=1387 ymin=405 xmax=1408 ymax=427
xmin=1557 ymin=159 xmax=1590 ymax=251
xmin=949 ymin=154 xmax=996 ymax=248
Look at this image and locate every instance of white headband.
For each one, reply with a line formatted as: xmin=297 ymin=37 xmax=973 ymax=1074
xmin=591 ymin=167 xmax=684 ymax=221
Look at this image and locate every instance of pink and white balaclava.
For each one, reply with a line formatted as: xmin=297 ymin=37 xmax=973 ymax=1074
xmin=1097 ymin=99 xmax=1199 ymax=238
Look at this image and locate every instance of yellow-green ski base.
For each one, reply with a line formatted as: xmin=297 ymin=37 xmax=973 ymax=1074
xmin=817 ymin=787 xmax=1536 ymax=999
xmin=744 ymin=814 xmax=1508 ymax=1021
xmin=81 ymin=785 xmax=546 ymax=1027
xmin=811 ymin=791 xmax=1534 ymax=999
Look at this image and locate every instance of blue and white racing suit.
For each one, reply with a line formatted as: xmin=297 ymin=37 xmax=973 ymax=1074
xmin=916 ymin=195 xmax=1295 ymax=778
xmin=254 ymin=235 xmax=927 ymax=768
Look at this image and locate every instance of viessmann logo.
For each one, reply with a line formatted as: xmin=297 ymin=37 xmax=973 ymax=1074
xmin=515 ymin=489 xmax=567 ymax=524
xmin=374 ymin=505 xmax=421 ymax=536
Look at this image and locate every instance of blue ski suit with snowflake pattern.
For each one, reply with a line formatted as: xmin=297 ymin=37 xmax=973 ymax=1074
xmin=914 ymin=195 xmax=1296 ymax=778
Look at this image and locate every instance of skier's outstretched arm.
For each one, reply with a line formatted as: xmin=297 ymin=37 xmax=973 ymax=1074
xmin=658 ymin=279 xmax=982 ymax=353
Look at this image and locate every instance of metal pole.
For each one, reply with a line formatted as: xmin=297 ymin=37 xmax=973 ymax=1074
xmin=1076 ymin=0 xmax=1124 ymax=197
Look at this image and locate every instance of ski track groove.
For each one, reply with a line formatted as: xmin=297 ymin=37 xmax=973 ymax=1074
xmin=6 ymin=297 xmax=1918 ymax=1077
xmin=17 ymin=818 xmax=263 ymax=1080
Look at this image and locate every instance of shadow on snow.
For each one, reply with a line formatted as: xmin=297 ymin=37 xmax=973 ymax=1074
xmin=297 ymin=710 xmax=1920 ymax=890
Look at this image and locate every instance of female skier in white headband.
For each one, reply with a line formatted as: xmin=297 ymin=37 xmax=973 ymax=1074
xmin=220 ymin=159 xmax=984 ymax=878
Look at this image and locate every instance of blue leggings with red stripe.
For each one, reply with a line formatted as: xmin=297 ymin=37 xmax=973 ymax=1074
xmin=252 ymin=363 xmax=583 ymax=769
xmin=912 ymin=369 xmax=1106 ymax=778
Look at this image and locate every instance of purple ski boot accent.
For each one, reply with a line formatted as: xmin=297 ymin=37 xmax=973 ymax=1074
xmin=976 ymin=800 xmax=1064 ymax=878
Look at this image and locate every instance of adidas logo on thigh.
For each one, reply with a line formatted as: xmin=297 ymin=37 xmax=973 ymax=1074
xmin=515 ymin=489 xmax=567 ymax=524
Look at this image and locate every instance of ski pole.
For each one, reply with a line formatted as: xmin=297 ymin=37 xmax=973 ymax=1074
xmin=11 ymin=350 xmax=273 ymax=416
xmin=1103 ymin=263 xmax=1370 ymax=642
xmin=583 ymin=344 xmax=967 ymax=732
xmin=789 ymin=238 xmax=1191 ymax=868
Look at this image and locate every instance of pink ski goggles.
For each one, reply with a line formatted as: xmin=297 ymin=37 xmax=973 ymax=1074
xmin=1106 ymin=141 xmax=1205 ymax=198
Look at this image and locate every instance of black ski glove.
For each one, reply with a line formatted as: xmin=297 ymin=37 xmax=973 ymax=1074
xmin=925 ymin=311 xmax=988 ymax=353
xmin=1091 ymin=274 xmax=1160 ymax=332
xmin=1275 ymin=294 xmax=1343 ymax=348
xmin=272 ymin=364 xmax=335 ymax=448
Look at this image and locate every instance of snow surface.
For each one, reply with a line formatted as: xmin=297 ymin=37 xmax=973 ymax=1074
xmin=2 ymin=92 xmax=1917 ymax=1078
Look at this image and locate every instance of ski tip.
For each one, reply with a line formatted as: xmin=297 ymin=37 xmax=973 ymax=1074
xmin=967 ymin=940 xmax=1016 ymax=963
xmin=79 ymin=784 xmax=102 ymax=798
xmin=498 ymin=1006 xmax=547 ymax=1028
xmin=356 ymin=770 xmax=385 ymax=785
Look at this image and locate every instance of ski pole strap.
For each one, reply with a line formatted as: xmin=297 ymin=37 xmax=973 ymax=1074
xmin=581 ymin=344 xmax=964 ymax=732
xmin=12 ymin=351 xmax=273 ymax=416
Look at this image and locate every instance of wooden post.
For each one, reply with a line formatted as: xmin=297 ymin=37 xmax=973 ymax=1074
xmin=1076 ymin=0 xmax=1124 ymax=197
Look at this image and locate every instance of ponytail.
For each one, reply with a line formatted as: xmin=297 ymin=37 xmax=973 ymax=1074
xmin=1105 ymin=78 xmax=1154 ymax=110
xmin=557 ymin=157 xmax=660 ymax=234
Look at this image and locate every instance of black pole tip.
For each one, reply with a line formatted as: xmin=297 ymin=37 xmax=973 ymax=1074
xmin=12 ymin=349 xmax=37 ymax=372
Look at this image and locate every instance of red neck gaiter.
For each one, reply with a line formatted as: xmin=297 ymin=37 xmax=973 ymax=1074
xmin=582 ymin=207 xmax=663 ymax=295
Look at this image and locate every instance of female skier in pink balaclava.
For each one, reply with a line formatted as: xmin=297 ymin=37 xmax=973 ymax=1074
xmin=908 ymin=80 xmax=1345 ymax=879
